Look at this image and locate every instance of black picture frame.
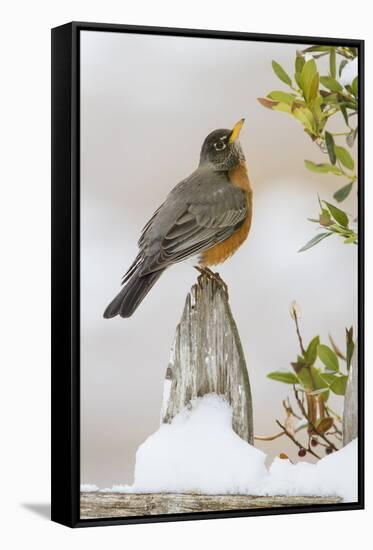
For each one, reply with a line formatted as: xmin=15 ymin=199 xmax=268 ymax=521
xmin=51 ymin=21 xmax=365 ymax=528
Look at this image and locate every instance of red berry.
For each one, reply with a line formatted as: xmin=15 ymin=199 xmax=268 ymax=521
xmin=325 ymin=447 xmax=333 ymax=455
xmin=311 ymin=438 xmax=318 ymax=447
xmin=298 ymin=448 xmax=307 ymax=457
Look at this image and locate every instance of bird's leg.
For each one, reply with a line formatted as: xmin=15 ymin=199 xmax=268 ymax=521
xmin=194 ymin=266 xmax=228 ymax=294
xmin=195 ymin=265 xmax=207 ymax=286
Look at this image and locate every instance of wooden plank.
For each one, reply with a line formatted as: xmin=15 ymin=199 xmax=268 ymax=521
xmin=80 ymin=492 xmax=342 ymax=518
xmin=161 ymin=272 xmax=253 ymax=444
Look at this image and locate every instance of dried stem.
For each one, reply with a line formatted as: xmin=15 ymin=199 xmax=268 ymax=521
xmin=283 ymin=397 xmax=302 ymax=420
xmin=291 ymin=308 xmax=306 ymax=355
xmin=293 ymin=387 xmax=338 ymax=451
xmin=255 ymin=431 xmax=284 ymax=441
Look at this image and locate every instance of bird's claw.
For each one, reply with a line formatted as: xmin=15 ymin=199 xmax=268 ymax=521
xmin=195 ymin=266 xmax=228 ymax=295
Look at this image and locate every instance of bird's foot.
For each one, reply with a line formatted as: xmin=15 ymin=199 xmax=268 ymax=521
xmin=195 ymin=266 xmax=228 ymax=295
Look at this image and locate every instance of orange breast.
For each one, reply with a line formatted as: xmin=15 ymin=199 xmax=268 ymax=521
xmin=200 ymin=162 xmax=253 ymax=267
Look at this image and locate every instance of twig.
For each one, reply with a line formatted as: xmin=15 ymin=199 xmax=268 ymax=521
xmin=255 ymin=431 xmax=284 ymax=441
xmin=254 ymin=419 xmax=306 ymax=442
xmin=283 ymin=397 xmax=302 ymax=420
xmin=276 ymin=420 xmax=320 ymax=459
xmin=293 ymin=312 xmax=306 ymax=356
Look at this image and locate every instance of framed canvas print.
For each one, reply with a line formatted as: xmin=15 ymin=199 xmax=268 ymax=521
xmin=51 ymin=22 xmax=364 ymax=527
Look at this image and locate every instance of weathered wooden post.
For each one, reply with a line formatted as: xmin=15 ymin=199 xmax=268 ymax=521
xmin=343 ymin=343 xmax=358 ymax=446
xmin=161 ymin=272 xmax=254 ymax=444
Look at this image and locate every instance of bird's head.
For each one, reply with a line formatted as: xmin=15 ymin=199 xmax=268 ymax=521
xmin=199 ymin=119 xmax=246 ymax=170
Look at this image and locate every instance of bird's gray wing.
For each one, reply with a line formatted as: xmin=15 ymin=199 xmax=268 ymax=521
xmin=136 ymin=173 xmax=248 ymax=275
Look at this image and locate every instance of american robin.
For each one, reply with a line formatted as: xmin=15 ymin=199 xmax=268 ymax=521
xmin=104 ymin=119 xmax=253 ymax=318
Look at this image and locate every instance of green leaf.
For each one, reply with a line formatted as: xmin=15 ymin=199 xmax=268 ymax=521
xmin=294 ymin=72 xmax=302 ymax=88
xmin=304 ymin=160 xmax=341 ymax=174
xmin=268 ymin=90 xmax=296 ymax=103
xmin=351 ymin=76 xmax=358 ymax=97
xmin=298 ymin=232 xmax=332 ymax=252
xmin=313 ymin=95 xmax=324 ymax=121
xmin=267 ymin=371 xmax=299 ymax=384
xmin=308 ymin=72 xmax=320 ymax=103
xmin=272 ymin=60 xmax=292 ymax=86
xmin=329 ymin=50 xmax=336 ymax=79
xmin=320 ymin=76 xmax=343 ymax=93
xmin=317 ymin=344 xmax=339 ymax=372
xmin=340 ymin=104 xmax=349 ymax=126
xmin=346 ymin=327 xmax=355 ymax=370
xmin=321 ymin=372 xmax=339 ymax=385
xmin=295 ymin=54 xmax=305 ymax=74
xmin=334 ymin=145 xmax=354 ymax=170
xmin=324 ymin=131 xmax=336 ymax=165
xmin=305 ymin=336 xmax=320 ymax=365
xmin=339 ymin=59 xmax=348 ymax=77
xmin=303 ymin=46 xmax=333 ymax=53
xmin=310 ymin=365 xmax=330 ymax=399
xmin=310 ymin=365 xmax=329 ymax=387
xmin=273 ymin=102 xmax=292 ymax=114
xmin=344 ymin=233 xmax=358 ymax=244
xmin=300 ymin=59 xmax=317 ymax=101
xmin=333 ymin=181 xmax=353 ymax=202
xmin=330 ymin=375 xmax=348 ymax=396
xmin=320 ymin=92 xmax=339 ymax=105
xmin=323 ymin=201 xmax=349 ymax=227
xmin=293 ymin=107 xmax=315 ymax=133
xmin=294 ymin=365 xmax=313 ymax=390
xmin=305 ymin=160 xmax=329 ymax=173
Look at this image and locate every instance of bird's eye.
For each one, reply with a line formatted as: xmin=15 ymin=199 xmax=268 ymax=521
xmin=214 ymin=141 xmax=226 ymax=151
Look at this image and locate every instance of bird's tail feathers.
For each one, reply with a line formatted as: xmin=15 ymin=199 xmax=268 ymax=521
xmin=103 ymin=268 xmax=164 ymax=319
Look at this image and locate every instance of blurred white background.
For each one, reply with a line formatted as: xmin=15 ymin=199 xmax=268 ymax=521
xmin=80 ymin=31 xmax=357 ymax=487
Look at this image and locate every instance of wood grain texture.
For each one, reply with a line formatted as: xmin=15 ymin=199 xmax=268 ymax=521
xmin=343 ymin=342 xmax=358 ymax=446
xmin=80 ymin=492 xmax=342 ymax=519
xmin=161 ymin=272 xmax=254 ymax=443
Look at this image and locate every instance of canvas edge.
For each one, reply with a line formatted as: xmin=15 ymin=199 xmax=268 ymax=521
xmin=51 ymin=21 xmax=80 ymax=528
xmin=51 ymin=21 xmax=365 ymax=528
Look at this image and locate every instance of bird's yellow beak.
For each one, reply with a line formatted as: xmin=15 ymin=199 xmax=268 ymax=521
xmin=229 ymin=118 xmax=245 ymax=143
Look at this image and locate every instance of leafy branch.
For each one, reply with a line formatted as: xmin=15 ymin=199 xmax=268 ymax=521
xmin=258 ymin=45 xmax=358 ymax=250
xmin=299 ymin=197 xmax=357 ymax=251
xmin=256 ymin=302 xmax=355 ymax=459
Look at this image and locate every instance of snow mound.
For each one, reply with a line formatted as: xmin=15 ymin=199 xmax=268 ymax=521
xmin=261 ymin=438 xmax=357 ymax=502
xmin=96 ymin=394 xmax=358 ymax=502
xmin=127 ymin=394 xmax=267 ymax=494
